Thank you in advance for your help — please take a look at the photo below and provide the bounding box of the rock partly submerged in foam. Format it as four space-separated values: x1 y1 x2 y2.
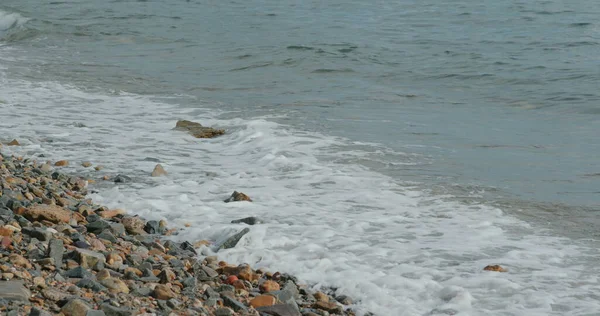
231 216 263 225
150 163 167 177
224 190 252 203
174 119 225 139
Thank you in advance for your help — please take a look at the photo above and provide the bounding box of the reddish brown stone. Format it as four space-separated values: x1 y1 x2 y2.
483 265 507 272
1 237 11 249
99 209 125 219
124 267 143 277
9 254 32 269
314 291 329 302
152 284 175 300
226 275 238 285
0 227 14 237
250 295 277 308
314 301 343 313
54 160 69 167
232 280 247 290
23 205 72 224
224 191 252 203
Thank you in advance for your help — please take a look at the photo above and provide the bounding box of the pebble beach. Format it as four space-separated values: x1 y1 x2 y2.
0 127 360 316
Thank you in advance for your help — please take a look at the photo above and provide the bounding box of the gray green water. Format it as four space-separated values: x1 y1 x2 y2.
2 0 600 235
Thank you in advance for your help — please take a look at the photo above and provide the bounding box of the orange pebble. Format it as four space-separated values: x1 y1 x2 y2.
226 275 238 285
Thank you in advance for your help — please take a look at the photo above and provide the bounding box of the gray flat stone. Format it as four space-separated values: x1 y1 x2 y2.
100 303 134 316
97 231 117 243
214 307 233 316
201 265 219 278
222 295 248 312
22 227 52 241
86 220 111 234
109 223 126 236
256 303 302 316
29 307 53 316
76 278 107 292
0 280 31 301
65 267 93 279
270 288 299 311
204 286 220 299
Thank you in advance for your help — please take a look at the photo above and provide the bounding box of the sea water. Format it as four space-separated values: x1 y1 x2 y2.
1 1 600 315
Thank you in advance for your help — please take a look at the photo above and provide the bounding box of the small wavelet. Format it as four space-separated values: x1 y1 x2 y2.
287 45 314 50
311 68 355 74
0 10 30 31
431 73 495 80
569 22 592 27
533 10 575 15
229 62 273 72
560 41 599 47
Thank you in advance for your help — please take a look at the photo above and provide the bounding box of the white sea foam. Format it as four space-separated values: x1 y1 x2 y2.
0 10 29 31
1 76 599 316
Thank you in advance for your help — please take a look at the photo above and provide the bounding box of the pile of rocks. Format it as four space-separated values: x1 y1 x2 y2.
0 152 360 316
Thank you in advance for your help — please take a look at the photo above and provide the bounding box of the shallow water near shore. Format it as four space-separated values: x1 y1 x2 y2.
1 0 600 315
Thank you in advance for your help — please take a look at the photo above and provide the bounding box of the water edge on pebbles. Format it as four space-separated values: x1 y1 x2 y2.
0 152 360 316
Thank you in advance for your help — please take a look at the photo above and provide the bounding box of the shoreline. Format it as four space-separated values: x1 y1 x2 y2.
0 147 362 316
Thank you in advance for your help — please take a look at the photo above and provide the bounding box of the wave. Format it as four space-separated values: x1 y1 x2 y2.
0 10 29 31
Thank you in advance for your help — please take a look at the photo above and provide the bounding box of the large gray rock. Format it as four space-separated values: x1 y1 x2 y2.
74 248 106 269
222 295 248 312
61 299 91 316
283 280 300 299
0 281 31 301
48 238 64 266
218 228 250 250
270 288 299 311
